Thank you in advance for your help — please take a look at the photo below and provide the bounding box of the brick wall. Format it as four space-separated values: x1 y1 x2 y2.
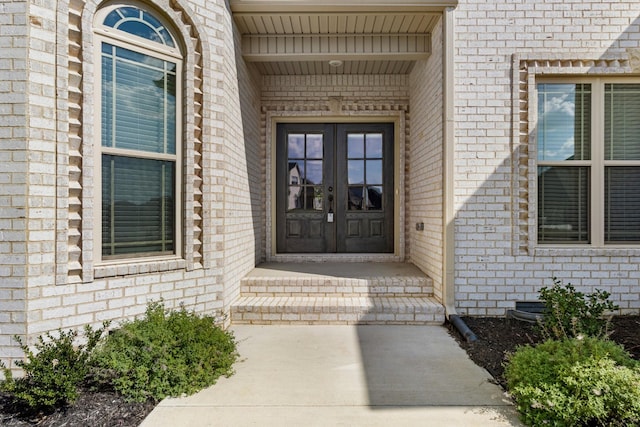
409 18 445 302
0 0 29 368
220 4 263 315
452 0 640 315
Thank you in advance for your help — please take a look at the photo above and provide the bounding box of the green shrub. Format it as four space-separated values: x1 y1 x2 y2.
90 301 237 402
505 337 640 427
1 324 107 409
538 277 618 339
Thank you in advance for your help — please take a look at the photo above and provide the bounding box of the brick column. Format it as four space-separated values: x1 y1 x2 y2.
0 0 29 372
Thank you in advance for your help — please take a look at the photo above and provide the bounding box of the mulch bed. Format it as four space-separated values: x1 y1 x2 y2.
446 315 640 389
0 386 156 427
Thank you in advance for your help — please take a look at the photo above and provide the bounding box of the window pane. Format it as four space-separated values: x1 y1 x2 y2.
103 7 176 47
348 134 365 158
306 134 323 159
101 44 176 155
288 161 302 185
348 160 364 184
605 84 640 160
538 166 590 243
366 134 383 158
102 155 174 256
605 167 640 242
348 186 364 210
288 134 305 158
287 184 303 210
305 160 323 185
537 83 591 161
366 160 383 184
311 186 323 210
367 186 383 210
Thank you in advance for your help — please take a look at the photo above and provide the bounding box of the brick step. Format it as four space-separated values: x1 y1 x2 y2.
240 276 434 298
231 296 445 325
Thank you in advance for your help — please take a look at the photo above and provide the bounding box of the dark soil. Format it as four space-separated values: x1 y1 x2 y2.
2 316 639 426
0 386 156 427
447 315 640 389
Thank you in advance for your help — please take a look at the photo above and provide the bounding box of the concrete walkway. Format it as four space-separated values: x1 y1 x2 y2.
140 325 522 426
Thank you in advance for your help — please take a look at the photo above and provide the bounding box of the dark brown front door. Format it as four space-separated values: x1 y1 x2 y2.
276 123 394 253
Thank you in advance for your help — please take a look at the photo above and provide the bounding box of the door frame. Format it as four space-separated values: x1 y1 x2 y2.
266 112 406 262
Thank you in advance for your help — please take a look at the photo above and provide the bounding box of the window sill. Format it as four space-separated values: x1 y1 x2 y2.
533 246 640 257
94 256 186 279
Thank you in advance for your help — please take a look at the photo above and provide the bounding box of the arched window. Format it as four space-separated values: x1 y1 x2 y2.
94 2 182 260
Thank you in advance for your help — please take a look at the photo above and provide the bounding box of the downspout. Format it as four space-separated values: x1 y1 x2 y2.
442 6 476 342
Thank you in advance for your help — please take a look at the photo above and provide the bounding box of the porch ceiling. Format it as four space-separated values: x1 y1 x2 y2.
230 0 457 75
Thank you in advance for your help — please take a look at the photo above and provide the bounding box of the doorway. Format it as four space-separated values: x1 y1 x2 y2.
276 123 394 253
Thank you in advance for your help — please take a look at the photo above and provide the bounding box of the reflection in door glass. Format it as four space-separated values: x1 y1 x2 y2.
348 160 364 185
287 133 323 211
366 160 383 184
366 134 383 158
367 186 383 210
307 134 323 158
348 186 364 210
312 186 323 210
306 160 323 185
347 134 365 157
287 161 303 210
288 134 305 158
346 132 384 211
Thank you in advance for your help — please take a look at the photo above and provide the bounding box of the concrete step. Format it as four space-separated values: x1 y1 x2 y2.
231 296 444 325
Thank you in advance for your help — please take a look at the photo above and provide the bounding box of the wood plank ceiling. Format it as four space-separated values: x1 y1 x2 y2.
230 1 455 75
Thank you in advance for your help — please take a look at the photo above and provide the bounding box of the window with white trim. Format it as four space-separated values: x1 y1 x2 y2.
95 3 183 260
537 79 640 245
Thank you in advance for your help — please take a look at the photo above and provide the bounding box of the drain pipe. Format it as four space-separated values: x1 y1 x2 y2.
442 6 477 343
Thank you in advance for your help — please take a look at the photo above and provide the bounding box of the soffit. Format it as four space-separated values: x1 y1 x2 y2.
230 0 456 75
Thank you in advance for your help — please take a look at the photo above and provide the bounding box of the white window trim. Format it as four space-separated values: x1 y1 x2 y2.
93 3 184 266
534 76 640 249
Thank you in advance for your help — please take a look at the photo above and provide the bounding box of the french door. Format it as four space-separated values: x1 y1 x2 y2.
276 123 394 253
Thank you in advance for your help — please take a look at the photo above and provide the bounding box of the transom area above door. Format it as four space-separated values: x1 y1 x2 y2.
229 0 457 75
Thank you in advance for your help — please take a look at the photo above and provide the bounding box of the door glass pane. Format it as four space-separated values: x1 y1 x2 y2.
537 166 590 243
306 134 323 158
287 183 303 210
287 161 303 211
366 134 383 158
366 160 383 184
605 84 640 160
347 134 365 158
367 186 383 210
288 134 305 158
312 186 323 210
287 133 323 210
537 83 591 161
348 160 365 184
288 161 303 185
605 167 640 242
305 160 323 185
348 186 364 210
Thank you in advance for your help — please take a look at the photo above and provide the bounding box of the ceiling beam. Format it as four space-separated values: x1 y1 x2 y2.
241 33 430 62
